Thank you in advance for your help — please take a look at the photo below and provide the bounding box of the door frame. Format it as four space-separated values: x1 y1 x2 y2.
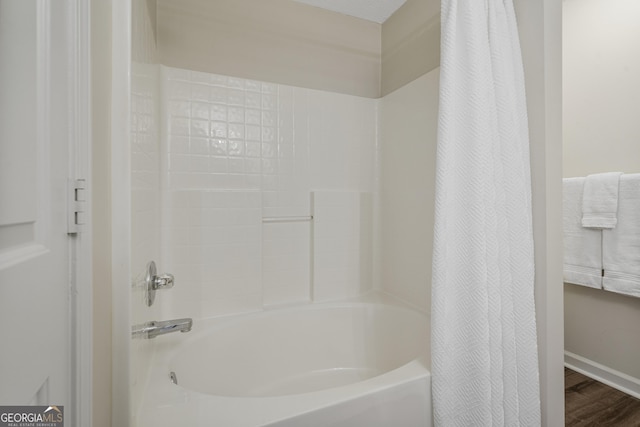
111 0 132 426
65 0 93 426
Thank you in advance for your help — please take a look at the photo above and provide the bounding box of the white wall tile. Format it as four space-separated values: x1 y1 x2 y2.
262 222 311 306
162 190 262 319
190 83 210 102
312 191 373 302
164 66 190 81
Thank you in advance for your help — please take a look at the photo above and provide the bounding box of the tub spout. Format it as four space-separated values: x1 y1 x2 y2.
132 318 193 339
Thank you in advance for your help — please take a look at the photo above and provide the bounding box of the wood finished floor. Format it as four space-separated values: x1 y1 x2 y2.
565 367 640 426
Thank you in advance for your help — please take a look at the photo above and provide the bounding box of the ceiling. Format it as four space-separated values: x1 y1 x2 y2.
290 0 408 24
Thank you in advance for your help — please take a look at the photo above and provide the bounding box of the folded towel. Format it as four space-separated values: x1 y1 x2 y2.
564 177 603 289
581 172 623 229
603 174 640 297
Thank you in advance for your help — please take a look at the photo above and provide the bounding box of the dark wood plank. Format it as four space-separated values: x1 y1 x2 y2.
565 367 640 426
599 395 640 426
566 368 588 389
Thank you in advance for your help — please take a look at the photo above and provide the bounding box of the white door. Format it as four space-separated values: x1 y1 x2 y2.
0 0 81 415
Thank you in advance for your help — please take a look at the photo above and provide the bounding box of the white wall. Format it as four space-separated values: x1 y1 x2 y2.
563 0 640 381
563 0 640 178
379 69 440 313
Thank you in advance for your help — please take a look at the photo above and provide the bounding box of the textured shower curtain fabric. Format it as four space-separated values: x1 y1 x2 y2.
431 0 541 426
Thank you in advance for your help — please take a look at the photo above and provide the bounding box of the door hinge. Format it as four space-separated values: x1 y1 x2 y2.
68 178 87 234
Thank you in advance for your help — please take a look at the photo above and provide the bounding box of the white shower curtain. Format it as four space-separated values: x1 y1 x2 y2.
431 0 541 425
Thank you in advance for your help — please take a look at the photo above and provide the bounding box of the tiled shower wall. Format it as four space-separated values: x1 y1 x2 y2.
159 66 377 320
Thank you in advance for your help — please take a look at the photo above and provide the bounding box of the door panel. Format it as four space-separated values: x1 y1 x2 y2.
0 0 70 408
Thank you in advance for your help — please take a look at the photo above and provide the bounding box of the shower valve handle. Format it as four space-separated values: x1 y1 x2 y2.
144 261 175 306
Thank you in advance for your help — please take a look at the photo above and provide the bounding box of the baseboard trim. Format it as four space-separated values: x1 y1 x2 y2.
565 351 640 400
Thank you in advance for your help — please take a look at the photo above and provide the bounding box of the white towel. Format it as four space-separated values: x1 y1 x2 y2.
563 178 603 289
581 172 623 229
603 174 640 297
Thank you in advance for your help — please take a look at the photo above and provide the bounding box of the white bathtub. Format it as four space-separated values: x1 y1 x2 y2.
137 296 432 427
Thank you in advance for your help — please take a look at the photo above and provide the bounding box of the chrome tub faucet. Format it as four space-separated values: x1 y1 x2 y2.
132 318 193 339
